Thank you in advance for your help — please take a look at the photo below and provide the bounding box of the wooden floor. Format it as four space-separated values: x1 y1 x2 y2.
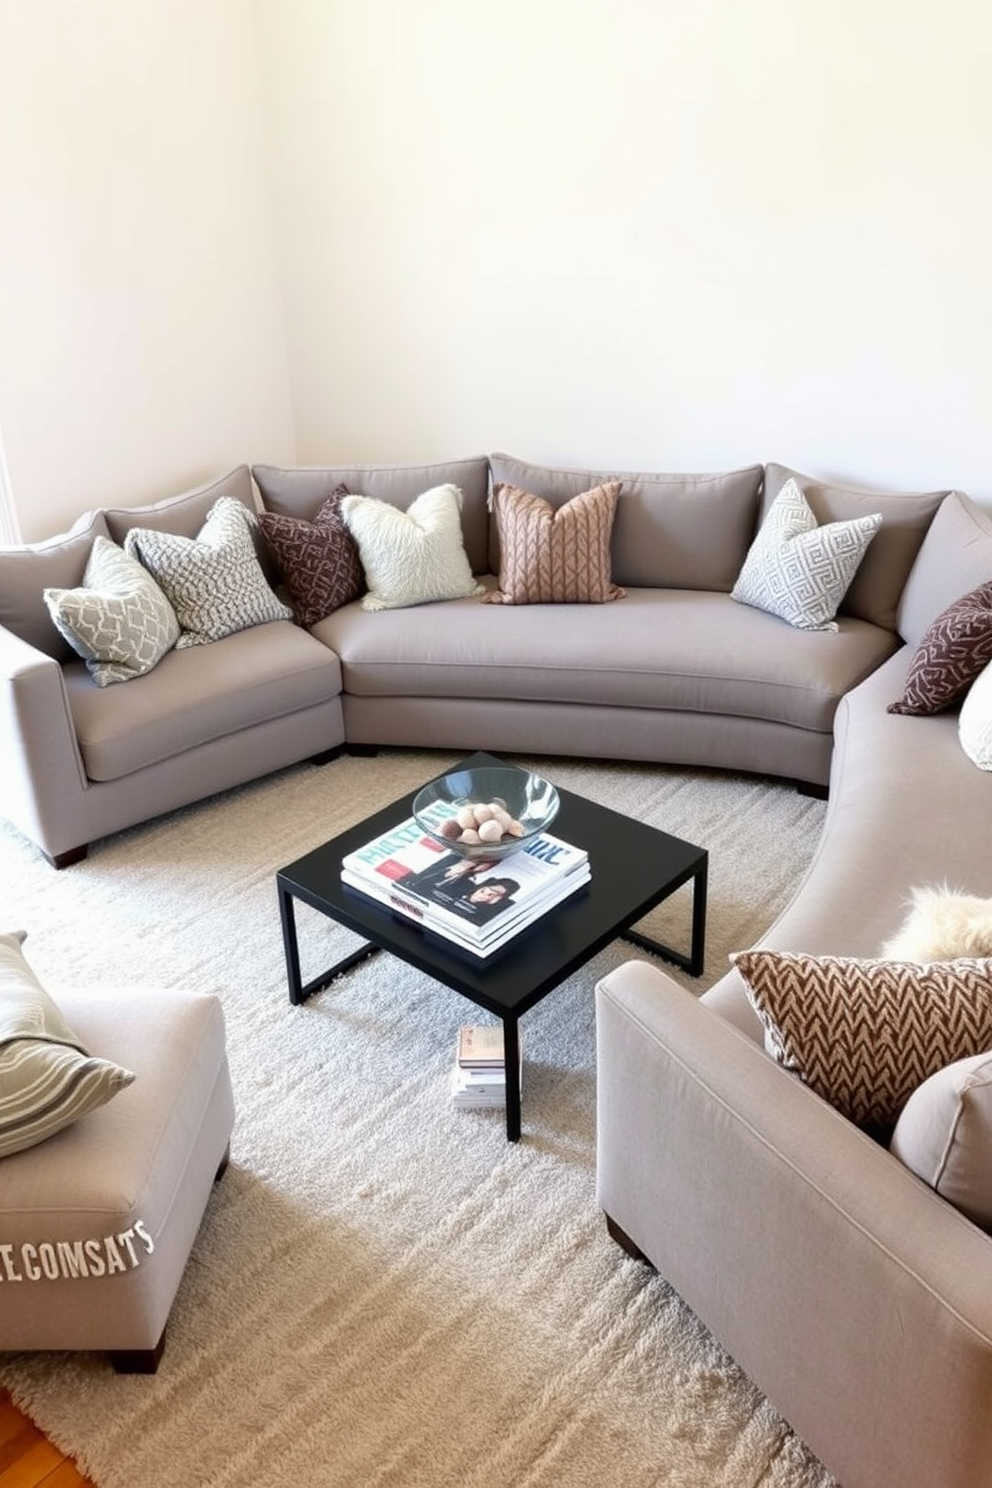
0 1391 93 1488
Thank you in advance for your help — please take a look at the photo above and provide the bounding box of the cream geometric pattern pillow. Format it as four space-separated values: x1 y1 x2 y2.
125 497 292 646
44 536 180 686
960 662 992 770
0 931 135 1159
732 948 992 1130
732 477 882 632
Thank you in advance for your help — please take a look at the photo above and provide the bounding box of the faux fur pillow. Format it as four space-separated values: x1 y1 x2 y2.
732 948 992 1130
340 484 484 612
880 885 992 962
258 486 364 627
484 481 626 605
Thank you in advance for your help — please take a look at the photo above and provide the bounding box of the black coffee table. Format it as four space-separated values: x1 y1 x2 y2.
277 752 707 1140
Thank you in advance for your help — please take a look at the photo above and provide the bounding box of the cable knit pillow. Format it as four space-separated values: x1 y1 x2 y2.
340 484 484 612
258 486 364 626
44 535 180 686
0 931 135 1159
890 1052 992 1229
125 496 292 646
731 477 881 631
484 481 626 605
731 948 992 1130
960 662 992 769
889 580 992 716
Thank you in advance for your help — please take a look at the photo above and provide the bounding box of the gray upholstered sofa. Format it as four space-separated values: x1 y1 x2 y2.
596 488 992 1488
0 451 948 866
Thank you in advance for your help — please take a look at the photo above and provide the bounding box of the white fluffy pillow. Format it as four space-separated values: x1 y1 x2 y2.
341 484 484 612
960 661 992 770
880 885 992 962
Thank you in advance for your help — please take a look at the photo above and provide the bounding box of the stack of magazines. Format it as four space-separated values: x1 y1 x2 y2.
340 804 590 957
450 1024 521 1109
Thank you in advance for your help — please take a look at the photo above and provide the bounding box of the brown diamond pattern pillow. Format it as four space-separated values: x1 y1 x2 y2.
257 486 364 627
483 481 626 605
732 948 992 1130
888 579 992 716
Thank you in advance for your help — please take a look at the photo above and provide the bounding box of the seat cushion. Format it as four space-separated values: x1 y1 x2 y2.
64 621 341 781
317 582 898 733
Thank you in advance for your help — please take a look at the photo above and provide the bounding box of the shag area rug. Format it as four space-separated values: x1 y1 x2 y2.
0 749 837 1487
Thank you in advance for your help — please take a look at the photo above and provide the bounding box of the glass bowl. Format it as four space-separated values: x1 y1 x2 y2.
412 766 560 862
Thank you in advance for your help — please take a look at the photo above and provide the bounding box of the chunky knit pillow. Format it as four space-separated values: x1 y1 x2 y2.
341 484 484 612
258 486 364 626
484 481 626 605
732 477 881 632
889 580 992 716
125 497 292 646
732 948 992 1130
44 535 180 686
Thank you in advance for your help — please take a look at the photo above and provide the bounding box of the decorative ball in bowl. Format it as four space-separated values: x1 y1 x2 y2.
413 766 560 862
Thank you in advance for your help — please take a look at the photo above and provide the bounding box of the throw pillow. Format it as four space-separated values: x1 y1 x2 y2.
880 885 992 962
731 948 992 1130
340 484 485 612
0 931 135 1160
257 485 364 627
483 481 626 605
43 535 180 686
124 496 292 646
731 477 882 632
888 579 992 716
890 1052 992 1230
960 661 992 770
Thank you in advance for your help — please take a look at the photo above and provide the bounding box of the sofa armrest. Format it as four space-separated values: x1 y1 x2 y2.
596 959 992 1488
0 624 91 861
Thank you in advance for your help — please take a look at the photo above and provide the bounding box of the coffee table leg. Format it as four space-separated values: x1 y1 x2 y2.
502 1016 522 1142
623 855 708 977
279 882 379 1005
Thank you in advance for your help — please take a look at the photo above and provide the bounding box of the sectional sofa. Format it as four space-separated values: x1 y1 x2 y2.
0 452 946 867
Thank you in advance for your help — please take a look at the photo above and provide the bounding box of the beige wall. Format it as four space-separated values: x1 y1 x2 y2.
0 0 295 540
258 0 992 503
1 0 990 542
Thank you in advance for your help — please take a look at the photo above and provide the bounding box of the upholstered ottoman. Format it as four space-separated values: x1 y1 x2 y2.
0 981 235 1372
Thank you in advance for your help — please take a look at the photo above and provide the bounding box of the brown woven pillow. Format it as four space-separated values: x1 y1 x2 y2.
732 948 992 1130
257 486 364 627
888 579 992 716
484 481 626 605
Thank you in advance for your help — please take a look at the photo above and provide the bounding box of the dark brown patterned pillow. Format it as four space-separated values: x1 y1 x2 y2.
483 481 626 605
888 579 992 716
732 949 992 1130
257 486 364 626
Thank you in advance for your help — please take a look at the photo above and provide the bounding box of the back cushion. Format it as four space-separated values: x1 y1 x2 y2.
252 457 491 576
762 463 945 632
102 465 257 543
487 454 763 591
897 491 992 651
0 509 111 661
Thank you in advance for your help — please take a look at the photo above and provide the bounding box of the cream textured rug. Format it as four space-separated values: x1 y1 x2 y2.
0 749 837 1488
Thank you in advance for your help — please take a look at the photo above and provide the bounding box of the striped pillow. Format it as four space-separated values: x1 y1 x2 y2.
0 932 135 1160
484 481 626 605
732 948 992 1131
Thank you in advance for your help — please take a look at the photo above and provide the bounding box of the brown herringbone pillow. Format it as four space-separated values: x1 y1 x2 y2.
484 481 626 605
732 949 992 1130
888 579 992 716
257 486 364 627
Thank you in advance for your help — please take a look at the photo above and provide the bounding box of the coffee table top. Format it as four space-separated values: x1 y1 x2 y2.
277 752 706 1020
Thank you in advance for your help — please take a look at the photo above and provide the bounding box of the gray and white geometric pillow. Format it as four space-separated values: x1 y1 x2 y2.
732 477 882 632
125 497 292 647
44 535 180 686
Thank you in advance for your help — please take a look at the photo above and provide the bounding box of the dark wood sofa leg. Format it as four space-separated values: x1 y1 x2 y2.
346 742 380 757
605 1213 656 1269
796 779 829 801
309 745 344 766
215 1142 231 1182
47 844 88 869
108 1327 166 1375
